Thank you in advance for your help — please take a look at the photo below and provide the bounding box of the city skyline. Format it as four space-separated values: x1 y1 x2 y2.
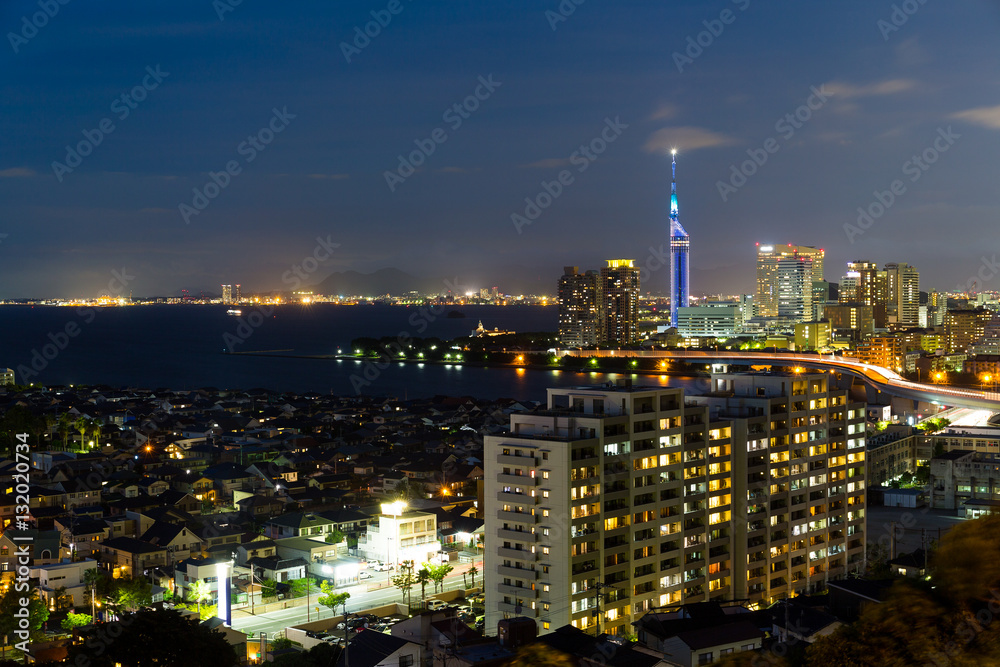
2 2 1000 299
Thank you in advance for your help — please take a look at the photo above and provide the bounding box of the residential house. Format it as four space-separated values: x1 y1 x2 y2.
100 536 168 578
33 558 99 609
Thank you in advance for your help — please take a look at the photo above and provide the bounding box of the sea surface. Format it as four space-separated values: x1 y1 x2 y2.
0 304 704 400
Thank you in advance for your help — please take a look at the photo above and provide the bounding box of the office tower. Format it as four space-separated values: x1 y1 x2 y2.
756 245 824 319
483 373 866 637
598 260 640 346
882 263 919 329
558 267 599 347
235 284 242 303
669 151 690 328
776 255 813 323
221 284 233 304
944 308 991 353
839 261 877 305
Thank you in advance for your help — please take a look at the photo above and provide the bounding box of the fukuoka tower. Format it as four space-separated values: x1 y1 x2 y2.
669 150 690 328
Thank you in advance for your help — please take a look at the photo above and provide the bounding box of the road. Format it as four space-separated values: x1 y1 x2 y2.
232 560 483 638
558 349 1000 410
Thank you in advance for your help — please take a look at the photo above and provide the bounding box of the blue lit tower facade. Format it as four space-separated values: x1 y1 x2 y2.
669 150 690 327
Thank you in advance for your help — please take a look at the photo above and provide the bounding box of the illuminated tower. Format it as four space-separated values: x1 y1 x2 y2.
669 150 690 328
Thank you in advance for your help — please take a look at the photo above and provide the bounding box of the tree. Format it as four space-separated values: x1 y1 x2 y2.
390 560 417 608
468 565 479 588
108 577 152 616
57 413 73 450
289 577 317 599
188 580 211 616
260 578 279 603
74 415 89 450
325 528 345 544
0 588 49 644
60 612 93 631
426 563 454 593
52 585 74 612
317 581 349 618
88 417 103 448
65 608 240 667
416 567 431 605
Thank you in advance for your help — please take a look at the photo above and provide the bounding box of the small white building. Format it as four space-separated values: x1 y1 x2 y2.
1 368 14 385
174 556 233 604
32 558 99 610
360 502 442 567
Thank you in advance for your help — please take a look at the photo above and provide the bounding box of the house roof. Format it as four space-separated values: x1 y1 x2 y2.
337 630 413 667
675 620 763 650
102 536 165 555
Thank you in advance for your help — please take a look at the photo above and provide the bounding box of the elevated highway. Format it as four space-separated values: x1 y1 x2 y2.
557 349 1000 411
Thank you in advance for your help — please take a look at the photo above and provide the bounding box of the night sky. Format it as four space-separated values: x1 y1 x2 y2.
2 0 1000 299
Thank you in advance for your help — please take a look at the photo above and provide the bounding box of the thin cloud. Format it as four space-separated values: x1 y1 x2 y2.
0 167 36 178
520 158 571 169
952 104 1000 129
822 78 915 99
643 126 738 153
649 103 679 121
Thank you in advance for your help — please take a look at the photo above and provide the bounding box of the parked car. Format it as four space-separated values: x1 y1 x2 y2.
359 571 373 579
426 600 449 611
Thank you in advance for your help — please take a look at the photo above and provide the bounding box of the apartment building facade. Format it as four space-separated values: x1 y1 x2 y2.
483 372 866 637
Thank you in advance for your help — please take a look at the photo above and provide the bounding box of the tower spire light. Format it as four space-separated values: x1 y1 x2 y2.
669 151 690 328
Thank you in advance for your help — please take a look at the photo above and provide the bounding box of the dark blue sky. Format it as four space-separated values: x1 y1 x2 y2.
2 0 1000 298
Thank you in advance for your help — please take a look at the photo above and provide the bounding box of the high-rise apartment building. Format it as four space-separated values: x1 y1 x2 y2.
756 245 824 320
221 284 233 304
598 260 640 346
558 267 599 347
882 263 919 329
944 308 991 354
235 284 242 303
483 373 866 637
669 151 690 328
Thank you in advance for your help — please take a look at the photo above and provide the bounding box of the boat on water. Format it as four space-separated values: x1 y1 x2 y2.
226 308 242 316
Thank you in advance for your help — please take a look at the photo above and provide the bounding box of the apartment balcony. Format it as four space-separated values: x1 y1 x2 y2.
497 565 538 580
496 473 539 486
497 583 538 598
497 510 536 524
497 602 537 616
497 453 537 467
497 547 537 562
497 529 537 542
496 491 539 505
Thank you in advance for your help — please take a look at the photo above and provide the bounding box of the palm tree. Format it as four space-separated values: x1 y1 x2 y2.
74 416 89 451
416 567 431 606
58 414 72 451
468 565 479 588
188 580 211 617
88 417 102 449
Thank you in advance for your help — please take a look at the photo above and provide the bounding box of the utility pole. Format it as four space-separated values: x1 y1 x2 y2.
593 583 617 636
250 563 255 614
